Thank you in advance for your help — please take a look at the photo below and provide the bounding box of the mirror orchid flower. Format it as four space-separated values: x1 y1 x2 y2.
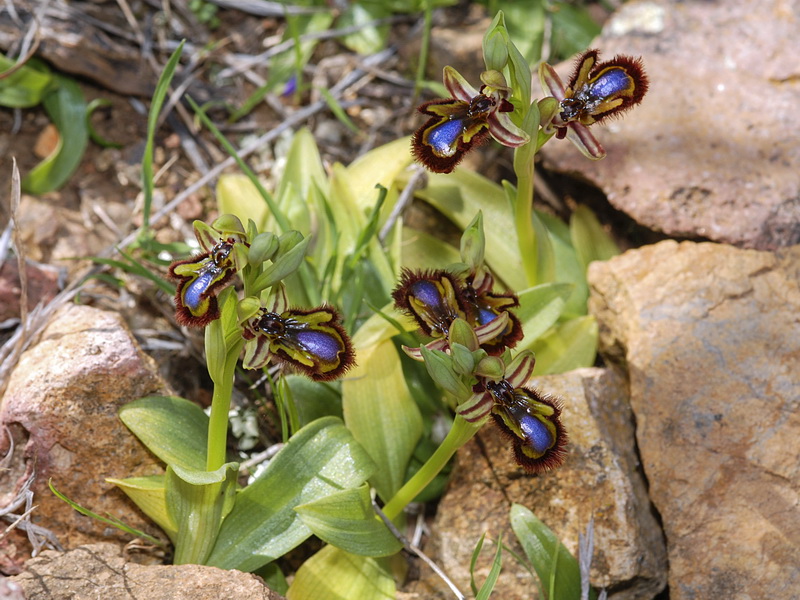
412 67 530 173
539 49 648 160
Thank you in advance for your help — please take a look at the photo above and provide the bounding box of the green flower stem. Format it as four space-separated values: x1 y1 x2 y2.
205 345 240 472
514 154 538 287
382 416 483 521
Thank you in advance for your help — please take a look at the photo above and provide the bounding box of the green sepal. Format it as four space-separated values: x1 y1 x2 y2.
295 484 403 557
107 475 177 541
166 461 239 565
252 235 310 290
482 13 509 72
448 317 479 351
193 220 221 251
475 355 505 380
450 343 476 376
248 231 279 266
212 214 247 237
420 345 471 399
460 211 486 270
237 296 262 324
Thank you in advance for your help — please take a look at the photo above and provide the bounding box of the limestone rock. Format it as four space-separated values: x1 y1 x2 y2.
11 543 285 599
588 240 800 599
0 304 170 552
408 367 666 599
540 0 800 249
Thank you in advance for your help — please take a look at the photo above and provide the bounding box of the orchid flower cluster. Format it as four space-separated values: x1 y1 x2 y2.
390 217 566 474
167 215 355 382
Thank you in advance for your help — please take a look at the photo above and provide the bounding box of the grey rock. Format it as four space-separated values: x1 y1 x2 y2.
588 240 800 599
11 543 285 599
540 0 800 249
0 304 170 553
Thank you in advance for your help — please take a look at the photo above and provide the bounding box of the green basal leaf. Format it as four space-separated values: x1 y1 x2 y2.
167 461 239 565
537 211 589 318
107 475 177 540
49 479 166 547
510 504 595 600
286 545 395 600
140 40 185 229
278 128 329 203
549 2 602 61
22 75 88 194
282 374 343 427
345 136 412 219
415 170 526 291
569 205 620 271
206 417 376 572
119 396 208 471
342 339 423 503
255 563 289 596
0 55 55 108
350 303 417 351
469 532 487 596
515 282 573 344
476 534 504 600
527 315 598 375
295 484 403 557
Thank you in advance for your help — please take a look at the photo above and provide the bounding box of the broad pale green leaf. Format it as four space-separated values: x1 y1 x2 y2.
415 170 526 291
569 204 620 271
345 136 412 215
342 339 423 502
286 545 395 600
400 227 461 271
510 504 596 600
350 304 417 350
339 2 390 55
295 484 403 557
0 55 55 108
538 211 589 318
167 462 239 565
515 282 572 345
107 475 176 540
206 417 376 572
22 75 88 194
217 174 270 231
119 396 208 471
278 128 328 200
527 316 598 375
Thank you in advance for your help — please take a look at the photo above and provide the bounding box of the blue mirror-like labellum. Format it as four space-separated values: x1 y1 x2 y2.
411 98 492 174
392 269 468 338
426 118 467 157
243 307 355 381
463 274 522 355
487 382 567 473
586 67 633 100
168 238 237 327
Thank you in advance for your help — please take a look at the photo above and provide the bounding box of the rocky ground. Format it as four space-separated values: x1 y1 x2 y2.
1 0 799 599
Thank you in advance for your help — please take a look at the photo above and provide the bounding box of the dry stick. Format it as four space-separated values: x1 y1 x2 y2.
379 165 426 243
373 501 466 600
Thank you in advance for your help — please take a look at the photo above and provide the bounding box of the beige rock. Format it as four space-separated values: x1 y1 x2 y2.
408 367 666 599
0 304 170 552
11 543 285 599
540 0 800 249
588 240 800 599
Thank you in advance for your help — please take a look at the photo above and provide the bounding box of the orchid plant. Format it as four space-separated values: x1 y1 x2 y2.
63 8 650 600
